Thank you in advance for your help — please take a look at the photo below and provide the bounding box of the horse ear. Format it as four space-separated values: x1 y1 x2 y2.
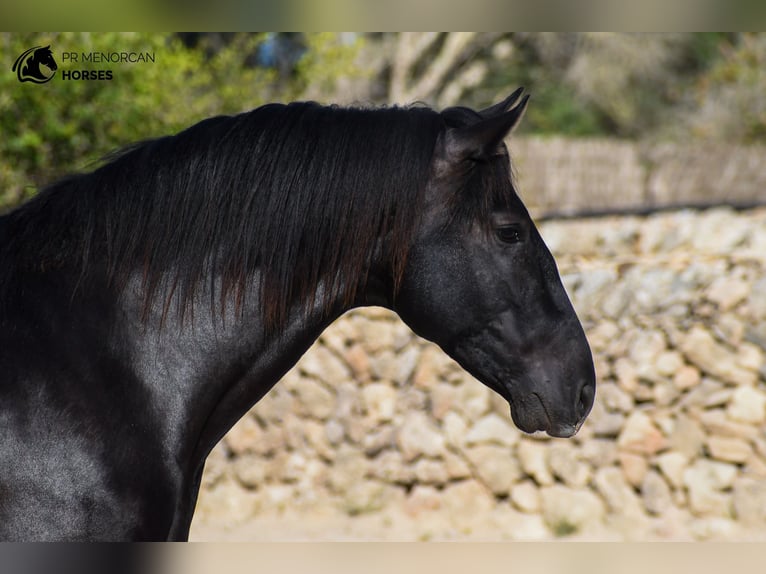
477 87 524 119
444 93 529 163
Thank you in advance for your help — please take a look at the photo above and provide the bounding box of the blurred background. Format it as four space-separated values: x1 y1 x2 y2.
2 32 766 541
3 32 766 212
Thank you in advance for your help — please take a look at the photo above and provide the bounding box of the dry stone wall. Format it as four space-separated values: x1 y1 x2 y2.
192 206 766 541
509 137 766 215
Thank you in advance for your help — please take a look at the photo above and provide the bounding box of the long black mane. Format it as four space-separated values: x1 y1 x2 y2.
4 101 517 329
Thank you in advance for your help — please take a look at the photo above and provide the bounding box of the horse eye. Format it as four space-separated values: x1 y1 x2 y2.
496 224 523 244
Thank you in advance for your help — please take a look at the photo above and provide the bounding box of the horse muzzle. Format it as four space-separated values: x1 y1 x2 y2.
507 375 595 438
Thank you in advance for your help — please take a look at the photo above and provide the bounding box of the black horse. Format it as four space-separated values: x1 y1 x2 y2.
0 89 595 541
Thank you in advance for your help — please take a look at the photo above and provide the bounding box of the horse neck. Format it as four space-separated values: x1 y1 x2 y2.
125 273 365 476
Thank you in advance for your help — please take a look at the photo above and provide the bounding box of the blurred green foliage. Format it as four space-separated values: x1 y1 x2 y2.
683 33 766 143
0 32 362 211
476 33 737 139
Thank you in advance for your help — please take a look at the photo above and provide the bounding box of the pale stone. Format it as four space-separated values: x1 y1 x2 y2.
279 368 303 393
368 450 415 485
413 458 449 485
491 505 551 540
333 381 362 421
443 450 472 480
680 325 757 386
587 320 621 352
748 277 766 318
324 419 345 445
397 411 446 461
404 485 442 516
411 344 454 389
430 383 457 420
743 455 766 479
511 480 541 513
256 385 296 423
343 481 397 516
655 451 689 490
327 446 368 493
727 385 766 424
653 411 676 437
299 344 351 384
706 436 753 464
540 485 606 535
201 441 230 489
655 351 684 377
738 342 764 372
617 411 667 455
442 411 469 450
225 415 263 456
618 452 649 488
347 416 376 446
361 424 396 457
614 357 639 392
464 444 522 496
517 440 554 486
349 315 397 353
195 476 261 525
344 344 371 381
696 409 758 440
706 275 751 311
319 327 348 357
601 282 632 319
593 354 612 382
716 315 746 349
683 460 737 516
628 329 668 381
668 414 705 459
294 378 335 420
702 389 734 408
594 467 645 517
391 320 414 351
580 439 618 468
393 346 421 385
653 381 680 407
673 365 701 390
303 419 335 461
642 470 673 515
368 350 401 382
442 480 495 519
395 387 427 412
547 442 591 487
279 452 308 483
598 382 634 413
690 208 750 254
570 267 618 311
328 313 359 344
454 378 491 421
587 400 625 438
732 477 766 526
281 413 307 451
464 413 520 447
489 388 512 418
633 382 655 403
361 382 397 423
689 517 742 541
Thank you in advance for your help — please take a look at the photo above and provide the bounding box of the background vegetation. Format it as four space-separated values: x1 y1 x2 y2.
1 32 765 212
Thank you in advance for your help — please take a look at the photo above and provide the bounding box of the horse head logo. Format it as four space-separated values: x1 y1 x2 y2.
12 45 58 84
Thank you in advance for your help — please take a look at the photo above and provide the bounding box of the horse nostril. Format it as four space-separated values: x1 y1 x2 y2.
577 380 595 418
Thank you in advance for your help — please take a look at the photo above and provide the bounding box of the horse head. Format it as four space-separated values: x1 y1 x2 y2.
394 89 595 438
